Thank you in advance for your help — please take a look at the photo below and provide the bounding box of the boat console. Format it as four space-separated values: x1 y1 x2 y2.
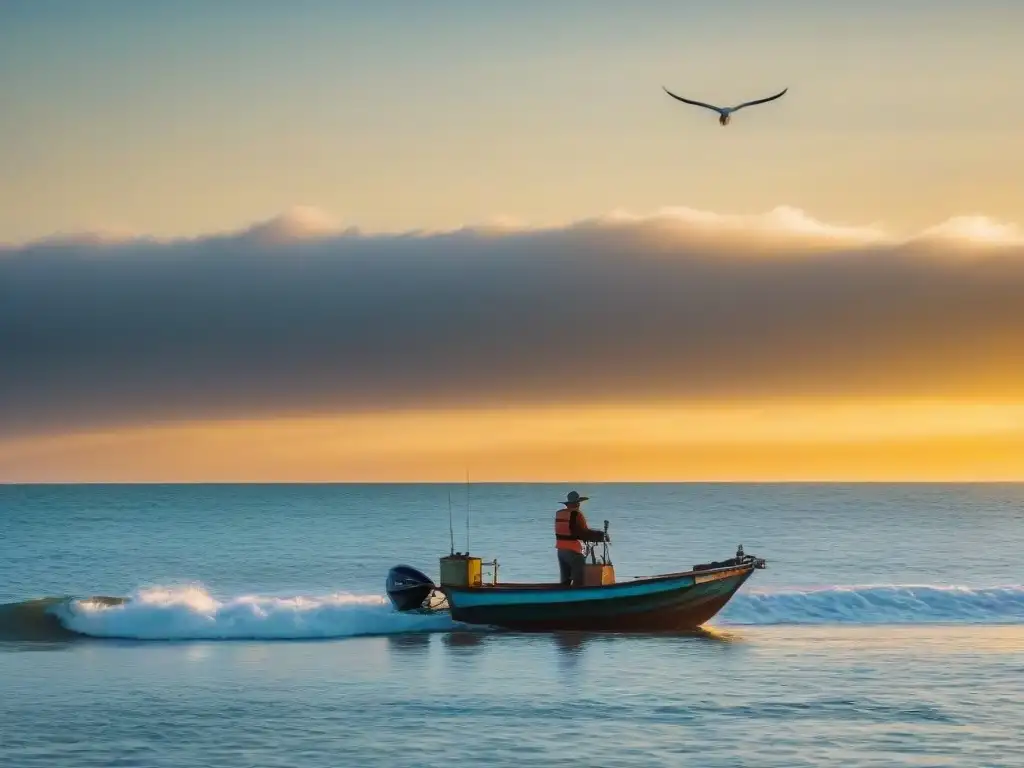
581 520 615 586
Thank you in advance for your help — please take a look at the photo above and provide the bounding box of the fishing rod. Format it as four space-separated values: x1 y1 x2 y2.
448 490 455 556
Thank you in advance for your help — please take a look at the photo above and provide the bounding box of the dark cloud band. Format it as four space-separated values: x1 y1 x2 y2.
3 210 1024 436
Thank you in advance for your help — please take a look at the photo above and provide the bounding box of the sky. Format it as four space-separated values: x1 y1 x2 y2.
2 1 1024 481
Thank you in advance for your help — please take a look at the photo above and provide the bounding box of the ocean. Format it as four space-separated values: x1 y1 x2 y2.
2 483 1022 767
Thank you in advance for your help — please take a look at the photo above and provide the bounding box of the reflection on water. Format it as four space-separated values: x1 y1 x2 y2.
381 625 745 664
550 626 741 651
551 632 588 673
442 631 486 651
0 623 745 660
0 640 75 654
689 625 742 644
387 632 432 653
552 631 588 655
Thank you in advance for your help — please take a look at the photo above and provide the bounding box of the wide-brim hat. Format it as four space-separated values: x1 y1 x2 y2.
561 491 589 504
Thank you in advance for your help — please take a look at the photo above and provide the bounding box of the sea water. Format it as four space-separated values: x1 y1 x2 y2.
1 483 1022 767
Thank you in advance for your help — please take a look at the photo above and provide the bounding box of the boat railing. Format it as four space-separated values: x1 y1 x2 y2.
480 558 499 586
631 548 767 580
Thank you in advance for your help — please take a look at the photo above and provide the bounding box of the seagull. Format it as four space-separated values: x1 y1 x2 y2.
662 86 788 126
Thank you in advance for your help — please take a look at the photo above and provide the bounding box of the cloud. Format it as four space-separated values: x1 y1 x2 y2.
914 216 1024 247
590 205 890 245
3 205 1024 438
236 206 352 244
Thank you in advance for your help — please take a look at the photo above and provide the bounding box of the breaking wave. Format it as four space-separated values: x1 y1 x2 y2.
1 587 457 642
57 586 459 640
2 584 1022 643
718 585 1024 626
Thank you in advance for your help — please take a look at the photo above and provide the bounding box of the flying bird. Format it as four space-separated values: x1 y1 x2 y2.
662 86 788 126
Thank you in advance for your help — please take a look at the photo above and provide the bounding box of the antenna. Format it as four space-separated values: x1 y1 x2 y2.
465 468 471 554
448 490 455 555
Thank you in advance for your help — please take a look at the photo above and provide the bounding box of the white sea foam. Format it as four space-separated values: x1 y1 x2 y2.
56 585 457 640
52 583 1024 640
718 584 1024 625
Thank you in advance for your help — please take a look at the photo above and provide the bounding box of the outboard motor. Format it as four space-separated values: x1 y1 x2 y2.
386 565 439 612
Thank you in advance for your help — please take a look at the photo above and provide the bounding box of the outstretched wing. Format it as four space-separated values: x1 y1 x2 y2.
662 87 724 114
732 88 788 112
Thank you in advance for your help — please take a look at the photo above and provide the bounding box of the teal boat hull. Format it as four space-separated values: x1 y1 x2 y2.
441 561 758 632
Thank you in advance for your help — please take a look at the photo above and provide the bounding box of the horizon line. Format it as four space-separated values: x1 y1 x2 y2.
5 480 1024 486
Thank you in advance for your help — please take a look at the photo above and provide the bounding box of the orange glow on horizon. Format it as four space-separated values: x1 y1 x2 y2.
3 399 1024 483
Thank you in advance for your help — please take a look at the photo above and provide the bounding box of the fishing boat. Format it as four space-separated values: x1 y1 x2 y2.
386 532 766 631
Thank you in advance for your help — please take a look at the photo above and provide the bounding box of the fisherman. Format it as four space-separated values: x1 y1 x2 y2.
555 491 609 587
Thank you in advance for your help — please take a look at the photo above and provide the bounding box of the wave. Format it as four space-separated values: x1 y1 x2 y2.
0 597 81 641
717 585 1024 626
1 584 1021 643
0 587 456 642
54 586 458 640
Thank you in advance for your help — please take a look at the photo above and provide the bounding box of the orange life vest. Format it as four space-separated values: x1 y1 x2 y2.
554 507 588 552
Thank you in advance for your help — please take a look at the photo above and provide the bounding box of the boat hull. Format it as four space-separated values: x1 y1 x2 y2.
443 565 753 632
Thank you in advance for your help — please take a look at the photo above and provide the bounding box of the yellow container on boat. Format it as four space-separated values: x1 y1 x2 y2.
439 554 482 587
583 563 615 586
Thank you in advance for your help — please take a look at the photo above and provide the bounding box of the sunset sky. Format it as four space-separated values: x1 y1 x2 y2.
2 2 1024 481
